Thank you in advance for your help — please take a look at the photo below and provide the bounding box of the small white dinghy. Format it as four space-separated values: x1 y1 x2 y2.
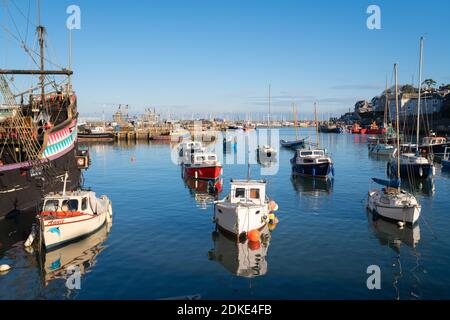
368 143 395 156
214 179 278 239
257 145 277 162
35 173 112 250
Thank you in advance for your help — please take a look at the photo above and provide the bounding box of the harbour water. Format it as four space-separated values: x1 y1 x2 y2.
1 128 450 300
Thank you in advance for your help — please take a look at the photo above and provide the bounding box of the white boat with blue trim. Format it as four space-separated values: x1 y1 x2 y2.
37 174 112 250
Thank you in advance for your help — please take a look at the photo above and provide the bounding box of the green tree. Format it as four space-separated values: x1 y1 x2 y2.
423 78 437 89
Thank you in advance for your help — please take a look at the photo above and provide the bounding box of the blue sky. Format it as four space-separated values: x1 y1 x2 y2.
1 0 449 119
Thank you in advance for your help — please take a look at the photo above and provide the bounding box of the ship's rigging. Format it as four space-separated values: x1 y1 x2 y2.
0 0 75 187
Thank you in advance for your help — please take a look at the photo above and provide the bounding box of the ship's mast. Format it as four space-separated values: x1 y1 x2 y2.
38 24 46 110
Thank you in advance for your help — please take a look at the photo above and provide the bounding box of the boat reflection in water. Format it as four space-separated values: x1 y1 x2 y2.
400 178 435 197
208 226 271 278
183 176 223 209
291 175 333 196
40 221 112 288
367 211 422 299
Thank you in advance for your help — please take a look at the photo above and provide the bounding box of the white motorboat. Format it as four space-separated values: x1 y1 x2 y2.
368 143 395 156
35 174 113 250
214 179 278 239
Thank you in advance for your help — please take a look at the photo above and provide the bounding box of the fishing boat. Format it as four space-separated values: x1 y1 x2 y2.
290 103 334 179
367 63 421 225
367 121 387 135
78 126 114 142
213 179 278 239
351 123 362 134
387 38 435 180
153 127 191 142
183 152 222 180
33 174 113 250
291 148 334 178
280 102 306 149
0 5 82 219
419 133 449 157
319 122 343 133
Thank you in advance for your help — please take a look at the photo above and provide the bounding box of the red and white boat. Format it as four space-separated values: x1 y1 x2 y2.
183 152 222 180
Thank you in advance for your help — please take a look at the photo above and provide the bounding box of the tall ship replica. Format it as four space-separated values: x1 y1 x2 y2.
0 4 83 219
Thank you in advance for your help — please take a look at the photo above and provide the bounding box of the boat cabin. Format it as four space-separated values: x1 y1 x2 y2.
297 149 325 158
422 136 447 146
190 152 218 165
179 141 203 154
229 179 266 205
42 191 94 214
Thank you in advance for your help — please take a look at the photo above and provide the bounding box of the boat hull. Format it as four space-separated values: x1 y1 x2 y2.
389 162 435 179
0 147 82 219
184 165 222 180
42 210 110 250
367 190 420 224
78 133 114 142
291 161 332 179
214 203 269 238
280 140 305 149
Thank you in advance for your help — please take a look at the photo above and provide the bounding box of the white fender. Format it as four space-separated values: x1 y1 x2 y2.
0 264 11 273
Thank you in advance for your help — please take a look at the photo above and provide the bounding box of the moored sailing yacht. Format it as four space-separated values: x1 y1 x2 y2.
280 102 307 149
367 63 421 225
387 37 435 180
0 6 82 219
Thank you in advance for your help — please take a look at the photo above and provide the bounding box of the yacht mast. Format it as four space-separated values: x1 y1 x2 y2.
394 63 400 184
416 37 424 152
314 102 319 147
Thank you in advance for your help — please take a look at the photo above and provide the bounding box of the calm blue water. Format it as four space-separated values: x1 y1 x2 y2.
1 128 450 300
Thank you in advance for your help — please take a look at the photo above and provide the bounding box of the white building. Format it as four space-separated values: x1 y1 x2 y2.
388 93 443 118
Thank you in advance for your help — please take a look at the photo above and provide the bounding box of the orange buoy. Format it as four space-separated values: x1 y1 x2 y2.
269 200 279 211
247 229 260 242
248 240 261 251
